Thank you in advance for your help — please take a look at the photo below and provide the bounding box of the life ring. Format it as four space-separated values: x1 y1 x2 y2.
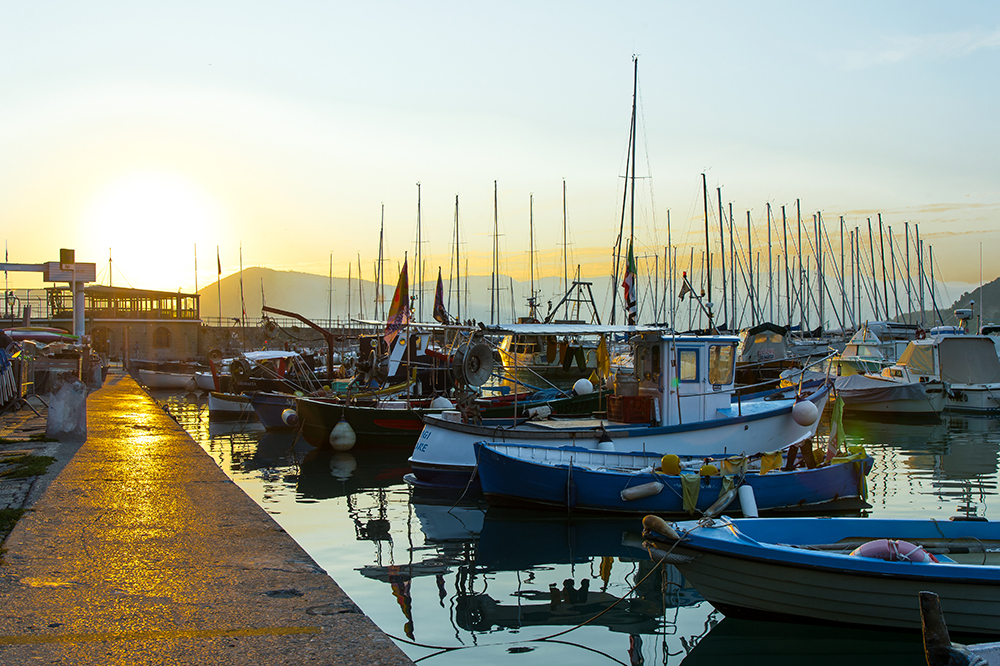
849 539 939 563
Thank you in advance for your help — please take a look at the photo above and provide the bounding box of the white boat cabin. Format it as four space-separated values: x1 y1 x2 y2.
633 333 738 426
883 335 1000 387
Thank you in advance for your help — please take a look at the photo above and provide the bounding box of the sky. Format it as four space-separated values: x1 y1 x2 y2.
2 1 999 320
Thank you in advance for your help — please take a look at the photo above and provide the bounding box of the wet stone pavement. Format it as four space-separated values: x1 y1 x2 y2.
0 372 414 665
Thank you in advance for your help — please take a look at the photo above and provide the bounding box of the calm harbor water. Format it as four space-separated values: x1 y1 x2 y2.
155 390 999 665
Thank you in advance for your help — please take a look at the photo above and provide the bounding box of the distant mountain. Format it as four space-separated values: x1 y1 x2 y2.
893 276 1000 329
197 266 611 325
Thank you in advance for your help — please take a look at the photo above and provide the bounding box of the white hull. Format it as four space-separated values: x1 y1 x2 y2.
138 370 197 391
943 384 1000 413
410 388 829 485
208 392 254 419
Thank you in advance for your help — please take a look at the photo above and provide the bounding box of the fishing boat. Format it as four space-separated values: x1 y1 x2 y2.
137 369 197 391
643 515 1000 635
207 391 254 420
475 439 872 514
881 334 1000 413
833 373 946 418
408 325 830 491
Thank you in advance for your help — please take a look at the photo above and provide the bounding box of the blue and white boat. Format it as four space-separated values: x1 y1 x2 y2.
408 326 831 490
644 515 1000 635
475 441 872 514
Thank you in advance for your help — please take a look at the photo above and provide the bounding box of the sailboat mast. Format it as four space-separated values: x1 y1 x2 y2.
416 182 422 322
562 179 568 319
879 214 889 318
767 203 773 322
782 206 789 326
529 192 536 318
491 180 498 325
717 187 726 328
378 205 385 320
702 173 711 313
453 195 461 322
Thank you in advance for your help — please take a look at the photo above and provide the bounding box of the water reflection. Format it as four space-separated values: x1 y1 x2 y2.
156 390 1000 665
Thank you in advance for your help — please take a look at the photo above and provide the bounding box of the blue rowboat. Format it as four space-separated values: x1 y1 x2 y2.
475 441 872 515
644 515 1000 635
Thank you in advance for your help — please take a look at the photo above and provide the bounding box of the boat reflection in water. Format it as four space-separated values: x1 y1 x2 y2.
359 497 705 650
681 616 926 666
158 388 1000 665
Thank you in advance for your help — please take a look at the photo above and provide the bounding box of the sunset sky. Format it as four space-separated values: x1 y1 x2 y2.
2 2 999 316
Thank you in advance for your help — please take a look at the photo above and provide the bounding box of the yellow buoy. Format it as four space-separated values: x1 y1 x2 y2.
700 463 719 476
660 454 681 475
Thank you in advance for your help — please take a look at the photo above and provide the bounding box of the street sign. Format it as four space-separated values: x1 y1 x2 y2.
43 261 97 282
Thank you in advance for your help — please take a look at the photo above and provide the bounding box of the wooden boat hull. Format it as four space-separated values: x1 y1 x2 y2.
207 391 254 420
138 369 197 391
295 397 446 448
477 443 872 515
249 391 297 430
652 517 1000 635
409 384 831 491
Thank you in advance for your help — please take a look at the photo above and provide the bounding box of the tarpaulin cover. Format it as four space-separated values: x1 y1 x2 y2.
834 374 929 404
897 342 936 376
938 337 1000 385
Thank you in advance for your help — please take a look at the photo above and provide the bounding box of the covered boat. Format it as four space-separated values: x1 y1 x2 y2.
644 515 1000 635
475 440 872 514
833 373 945 418
882 335 1000 413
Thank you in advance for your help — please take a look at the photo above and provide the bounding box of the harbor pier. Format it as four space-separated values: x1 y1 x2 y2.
0 372 414 665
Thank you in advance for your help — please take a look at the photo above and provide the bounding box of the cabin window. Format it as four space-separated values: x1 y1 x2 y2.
153 327 171 349
753 334 768 344
708 344 735 385
678 349 698 382
770 334 783 343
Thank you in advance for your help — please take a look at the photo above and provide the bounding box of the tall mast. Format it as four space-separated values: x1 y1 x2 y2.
889 226 900 319
867 218 878 321
729 202 736 328
453 195 461 322
702 173 711 314
491 180 498 325
717 187 726 328
916 224 925 323
747 210 754 325
839 216 846 329
797 200 803 331
878 214 889 318
817 212 824 332
782 206 789 326
905 222 912 322
328 252 333 325
529 192 536 318
767 203 773 322
562 179 568 319
416 182 422 322
378 204 385 320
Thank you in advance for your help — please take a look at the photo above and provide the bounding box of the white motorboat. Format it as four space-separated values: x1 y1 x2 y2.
881 334 1000 413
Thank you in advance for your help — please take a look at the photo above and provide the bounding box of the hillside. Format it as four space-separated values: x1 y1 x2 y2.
197 266 610 325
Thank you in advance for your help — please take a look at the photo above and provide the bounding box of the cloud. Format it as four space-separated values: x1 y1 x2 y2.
838 26 1000 70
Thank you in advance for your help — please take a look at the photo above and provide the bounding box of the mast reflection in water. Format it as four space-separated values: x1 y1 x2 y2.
159 390 998 665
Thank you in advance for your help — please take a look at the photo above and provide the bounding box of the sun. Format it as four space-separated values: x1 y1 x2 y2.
81 171 225 291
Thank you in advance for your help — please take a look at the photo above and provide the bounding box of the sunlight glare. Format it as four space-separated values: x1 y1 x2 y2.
82 171 226 290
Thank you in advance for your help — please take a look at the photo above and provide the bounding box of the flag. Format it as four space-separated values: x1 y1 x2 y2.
384 258 410 345
596 334 611 380
432 267 450 324
678 271 692 301
622 240 637 325
216 247 221 276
